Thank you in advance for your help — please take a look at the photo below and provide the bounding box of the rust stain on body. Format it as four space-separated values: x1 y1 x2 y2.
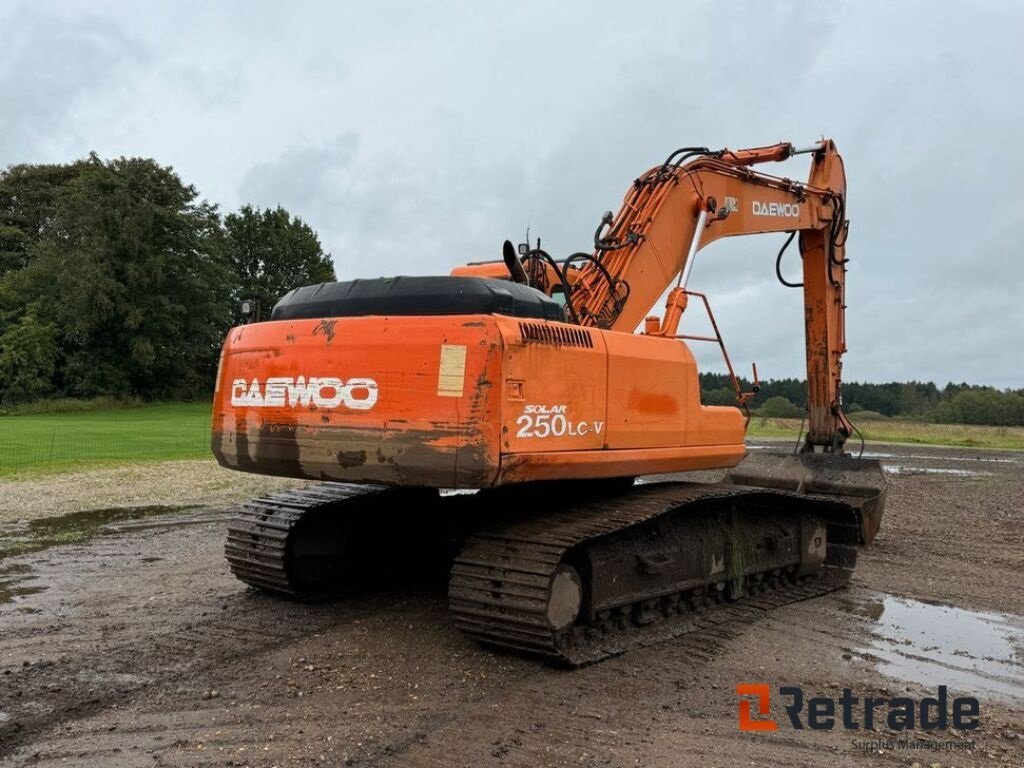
627 391 679 416
313 319 338 344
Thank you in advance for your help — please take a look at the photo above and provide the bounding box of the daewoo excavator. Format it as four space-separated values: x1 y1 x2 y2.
212 139 887 664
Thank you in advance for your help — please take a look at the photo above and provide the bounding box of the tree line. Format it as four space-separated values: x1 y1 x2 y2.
2 153 1018 427
0 154 334 405
700 374 1024 427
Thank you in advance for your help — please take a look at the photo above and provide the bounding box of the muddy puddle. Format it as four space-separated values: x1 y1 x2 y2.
0 563 44 606
881 465 993 478
841 592 1024 701
746 443 1015 481
862 450 1021 465
0 504 209 608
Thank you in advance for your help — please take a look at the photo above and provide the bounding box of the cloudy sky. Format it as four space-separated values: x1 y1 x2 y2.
2 1 1021 387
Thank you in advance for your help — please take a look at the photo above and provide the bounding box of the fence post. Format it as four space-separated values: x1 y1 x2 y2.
49 429 57 465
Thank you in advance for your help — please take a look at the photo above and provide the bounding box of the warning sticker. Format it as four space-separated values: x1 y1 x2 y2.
437 344 467 397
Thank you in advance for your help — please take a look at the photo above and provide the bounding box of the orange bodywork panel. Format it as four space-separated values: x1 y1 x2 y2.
212 315 746 488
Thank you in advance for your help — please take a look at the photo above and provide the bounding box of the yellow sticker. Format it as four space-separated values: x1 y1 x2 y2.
437 344 467 397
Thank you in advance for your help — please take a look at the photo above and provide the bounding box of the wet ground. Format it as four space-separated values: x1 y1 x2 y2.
840 594 1024 702
0 441 1022 767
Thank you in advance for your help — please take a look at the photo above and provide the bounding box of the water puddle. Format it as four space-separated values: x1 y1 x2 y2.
863 450 1019 465
0 563 45 605
881 466 992 478
841 593 1024 701
0 505 202 607
0 505 201 561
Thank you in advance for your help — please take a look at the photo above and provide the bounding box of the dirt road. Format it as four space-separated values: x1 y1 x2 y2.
1 442 1022 767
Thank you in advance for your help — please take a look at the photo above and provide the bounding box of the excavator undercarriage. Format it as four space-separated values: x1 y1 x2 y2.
225 457 885 665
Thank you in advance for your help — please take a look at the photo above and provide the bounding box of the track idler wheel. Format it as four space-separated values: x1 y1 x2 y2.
546 566 583 631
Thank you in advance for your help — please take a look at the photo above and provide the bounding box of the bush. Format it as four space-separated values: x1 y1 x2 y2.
0 396 144 416
755 396 803 419
702 386 738 406
933 390 1024 426
0 311 58 405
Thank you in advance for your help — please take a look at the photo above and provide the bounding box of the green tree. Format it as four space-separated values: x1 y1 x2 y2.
0 162 81 276
756 395 803 418
222 205 335 321
701 386 738 406
0 309 58 404
1 154 232 400
934 389 1024 426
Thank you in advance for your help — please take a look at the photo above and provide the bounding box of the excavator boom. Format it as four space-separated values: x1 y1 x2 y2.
570 140 851 449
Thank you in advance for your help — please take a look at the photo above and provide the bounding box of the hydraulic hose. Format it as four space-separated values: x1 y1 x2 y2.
775 231 802 288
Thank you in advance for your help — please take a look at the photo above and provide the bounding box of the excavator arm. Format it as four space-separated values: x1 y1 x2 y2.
567 140 852 451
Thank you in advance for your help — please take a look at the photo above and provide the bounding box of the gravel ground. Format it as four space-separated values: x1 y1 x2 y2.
0 444 1021 767
0 461 303 522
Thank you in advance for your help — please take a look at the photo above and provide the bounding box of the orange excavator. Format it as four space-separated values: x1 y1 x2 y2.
212 139 887 664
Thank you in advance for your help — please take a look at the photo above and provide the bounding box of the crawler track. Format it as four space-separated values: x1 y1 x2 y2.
448 482 860 665
226 480 862 665
226 483 432 597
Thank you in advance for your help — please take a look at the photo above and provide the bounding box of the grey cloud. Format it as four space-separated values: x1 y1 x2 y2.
241 133 534 276
0 7 146 162
176 66 249 110
240 133 361 218
1 0 1021 386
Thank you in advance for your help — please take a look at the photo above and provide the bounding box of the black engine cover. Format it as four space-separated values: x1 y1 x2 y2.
271 276 566 322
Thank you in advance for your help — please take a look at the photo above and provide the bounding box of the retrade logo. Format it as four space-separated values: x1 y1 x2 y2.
736 684 778 731
735 684 980 732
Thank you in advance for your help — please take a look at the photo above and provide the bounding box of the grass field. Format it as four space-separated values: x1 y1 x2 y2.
747 416 1024 450
0 402 212 476
2 404 1022 478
